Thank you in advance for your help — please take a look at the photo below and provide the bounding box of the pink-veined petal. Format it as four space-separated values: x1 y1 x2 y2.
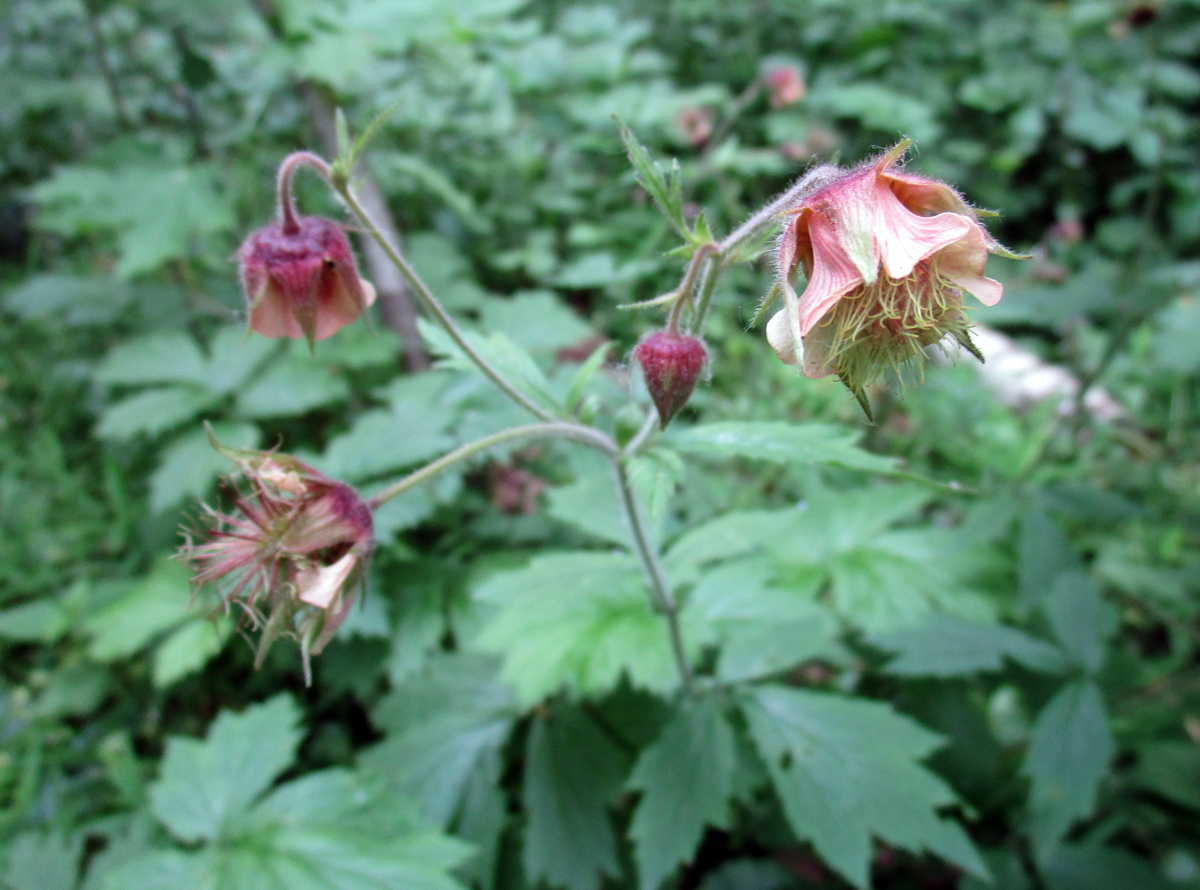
795 212 864 335
939 223 1004 306
873 183 972 280
250 282 305 339
880 169 973 217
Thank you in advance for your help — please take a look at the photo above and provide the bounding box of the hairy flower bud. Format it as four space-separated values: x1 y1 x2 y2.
634 331 708 427
239 215 376 348
765 141 1017 414
179 432 373 683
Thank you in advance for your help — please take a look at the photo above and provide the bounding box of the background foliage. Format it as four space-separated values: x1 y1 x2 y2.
3 0 1200 888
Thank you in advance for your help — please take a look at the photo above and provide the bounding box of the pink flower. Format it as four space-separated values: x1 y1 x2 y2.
767 66 806 108
765 142 1013 409
239 215 376 347
180 435 373 682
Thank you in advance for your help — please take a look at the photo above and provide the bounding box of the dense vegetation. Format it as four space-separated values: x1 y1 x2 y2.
3 1 1200 888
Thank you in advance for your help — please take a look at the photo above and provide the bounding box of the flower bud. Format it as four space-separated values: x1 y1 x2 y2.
238 215 376 348
767 66 806 108
634 331 708 427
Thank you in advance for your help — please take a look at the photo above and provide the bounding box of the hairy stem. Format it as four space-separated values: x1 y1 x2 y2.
368 423 618 509
666 241 719 333
334 180 560 423
276 151 329 235
613 459 695 695
720 164 837 258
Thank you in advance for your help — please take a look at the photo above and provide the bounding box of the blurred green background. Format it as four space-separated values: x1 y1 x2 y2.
3 0 1200 888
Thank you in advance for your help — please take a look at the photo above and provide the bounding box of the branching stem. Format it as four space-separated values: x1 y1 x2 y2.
368 423 618 509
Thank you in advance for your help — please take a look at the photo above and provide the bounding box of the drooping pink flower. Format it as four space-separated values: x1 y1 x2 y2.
179 433 373 682
765 141 1015 412
677 106 714 148
238 215 376 347
767 65 806 108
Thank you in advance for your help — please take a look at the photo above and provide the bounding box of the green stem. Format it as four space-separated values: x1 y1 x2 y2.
332 178 560 423
368 423 618 509
612 459 695 695
720 164 838 258
687 258 723 337
666 241 719 333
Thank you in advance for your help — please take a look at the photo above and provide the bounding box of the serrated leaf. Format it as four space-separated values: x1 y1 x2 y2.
96 850 216 890
472 552 696 704
872 615 1066 676
3 273 131 324
317 406 452 482
478 290 594 358
361 654 517 826
149 695 303 842
1018 506 1081 611
1023 681 1114 856
742 685 987 889
152 617 229 687
616 117 686 235
687 558 841 682
149 422 260 514
95 386 217 441
668 422 899 473
628 698 736 890
565 341 612 414
523 706 628 890
546 449 632 548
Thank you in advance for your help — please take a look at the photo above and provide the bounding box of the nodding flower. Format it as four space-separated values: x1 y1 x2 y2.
765 141 1017 416
238 215 376 348
179 431 373 683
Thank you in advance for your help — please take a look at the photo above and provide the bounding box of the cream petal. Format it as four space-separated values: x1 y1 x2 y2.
250 283 305 339
873 184 972 280
767 308 802 367
949 273 1003 306
297 552 358 609
796 212 864 336
800 323 837 379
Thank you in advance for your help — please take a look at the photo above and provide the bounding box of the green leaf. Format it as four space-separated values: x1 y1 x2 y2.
152 617 230 687
565 341 613 414
85 559 195 660
523 706 628 890
95 332 210 388
872 615 1066 677
95 387 217 441
1043 572 1116 675
477 290 594 358
687 558 842 682
742 685 987 889
97 850 216 890
1039 845 1179 890
149 695 303 843
236 357 350 418
3 273 131 324
615 116 686 236
420 320 561 413
1018 505 1080 611
149 423 260 514
628 698 737 890
625 448 684 527
2 832 83 890
317 406 453 482
1023 680 1114 856
473 552 695 705
202 327 278 395
546 449 633 548
668 422 899 474
362 654 517 826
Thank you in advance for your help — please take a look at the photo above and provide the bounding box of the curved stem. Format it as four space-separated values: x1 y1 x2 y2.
720 163 838 258
687 258 723 337
276 151 329 234
666 241 719 334
368 423 618 509
334 181 559 423
623 410 661 456
613 459 695 695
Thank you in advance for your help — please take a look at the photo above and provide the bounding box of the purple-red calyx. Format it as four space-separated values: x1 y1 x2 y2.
179 435 373 683
766 141 1017 412
634 331 708 427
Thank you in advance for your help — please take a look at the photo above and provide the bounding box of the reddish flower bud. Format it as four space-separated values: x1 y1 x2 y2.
634 331 708 427
238 215 376 347
767 65 806 108
179 433 374 683
677 106 714 148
